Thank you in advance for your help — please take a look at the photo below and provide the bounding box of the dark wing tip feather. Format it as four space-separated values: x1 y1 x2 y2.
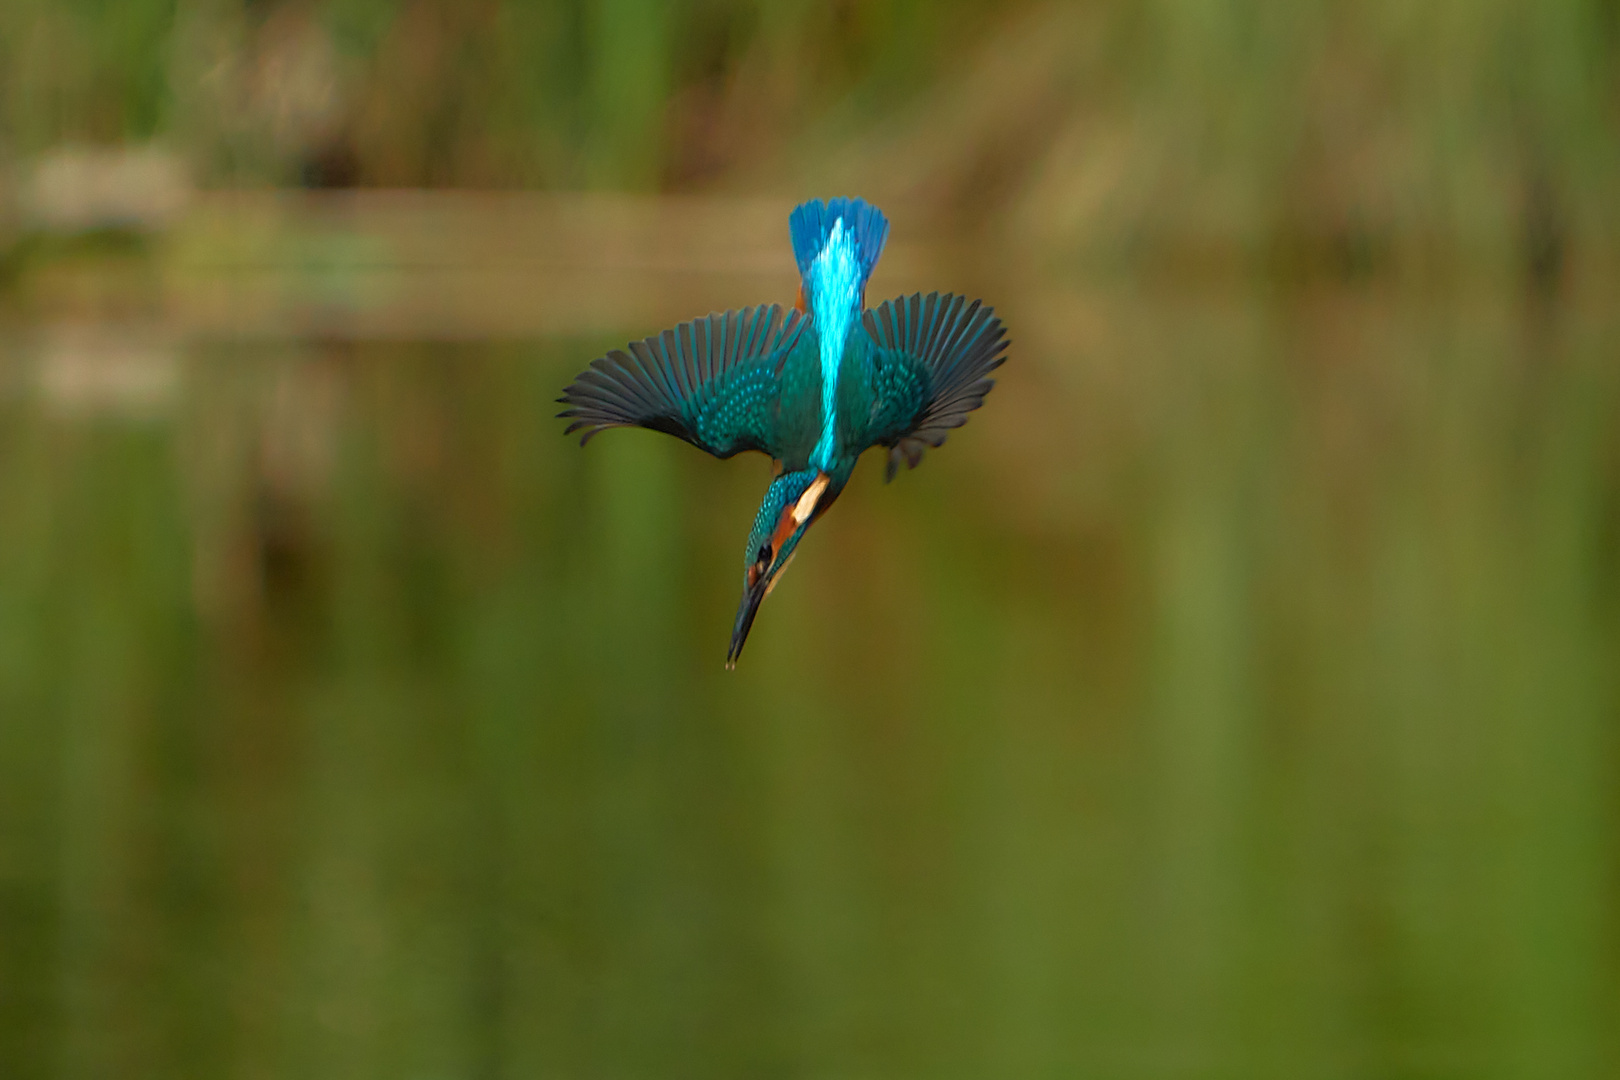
884 436 929 482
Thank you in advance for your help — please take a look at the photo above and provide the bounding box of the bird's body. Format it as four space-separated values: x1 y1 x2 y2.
559 198 1007 665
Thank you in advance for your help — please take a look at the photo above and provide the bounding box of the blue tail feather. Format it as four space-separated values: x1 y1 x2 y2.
789 198 889 285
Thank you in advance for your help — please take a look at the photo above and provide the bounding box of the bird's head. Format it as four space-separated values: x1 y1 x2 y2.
727 468 833 668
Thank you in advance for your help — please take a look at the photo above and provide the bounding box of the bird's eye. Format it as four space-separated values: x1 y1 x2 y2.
756 545 772 566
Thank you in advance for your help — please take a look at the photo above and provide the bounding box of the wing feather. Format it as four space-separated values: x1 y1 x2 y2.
861 292 1008 480
558 304 807 459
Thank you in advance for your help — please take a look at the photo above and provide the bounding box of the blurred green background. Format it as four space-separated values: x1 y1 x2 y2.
2 2 1619 1078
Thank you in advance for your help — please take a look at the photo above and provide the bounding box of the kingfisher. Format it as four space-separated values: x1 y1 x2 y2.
558 198 1007 666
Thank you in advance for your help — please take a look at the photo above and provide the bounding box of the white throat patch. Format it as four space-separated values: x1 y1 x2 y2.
792 473 830 526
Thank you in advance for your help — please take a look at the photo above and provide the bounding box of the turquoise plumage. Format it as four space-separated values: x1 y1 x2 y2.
559 198 1008 665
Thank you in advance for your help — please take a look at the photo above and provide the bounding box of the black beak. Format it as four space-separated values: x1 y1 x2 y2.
726 574 769 669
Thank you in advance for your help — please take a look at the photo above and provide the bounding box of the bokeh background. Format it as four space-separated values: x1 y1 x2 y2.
2 2 1619 1077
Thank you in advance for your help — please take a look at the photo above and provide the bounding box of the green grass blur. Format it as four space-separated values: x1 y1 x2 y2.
1 3 1619 1079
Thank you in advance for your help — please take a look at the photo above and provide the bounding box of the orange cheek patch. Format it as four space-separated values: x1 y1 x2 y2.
768 510 799 555
770 472 828 556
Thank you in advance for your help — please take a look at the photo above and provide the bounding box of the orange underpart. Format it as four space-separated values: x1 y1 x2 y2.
794 283 808 313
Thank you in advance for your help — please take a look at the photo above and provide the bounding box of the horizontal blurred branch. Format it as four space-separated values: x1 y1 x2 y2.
2 190 946 339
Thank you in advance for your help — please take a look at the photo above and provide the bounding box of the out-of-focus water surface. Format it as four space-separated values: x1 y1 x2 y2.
1 192 1616 1077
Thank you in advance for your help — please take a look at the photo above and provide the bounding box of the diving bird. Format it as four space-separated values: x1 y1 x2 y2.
558 198 1007 666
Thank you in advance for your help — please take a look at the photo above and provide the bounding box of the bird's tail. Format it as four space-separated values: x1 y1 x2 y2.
789 198 889 292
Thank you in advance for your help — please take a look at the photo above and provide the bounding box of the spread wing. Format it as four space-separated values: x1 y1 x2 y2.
558 305 807 459
860 293 1009 480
